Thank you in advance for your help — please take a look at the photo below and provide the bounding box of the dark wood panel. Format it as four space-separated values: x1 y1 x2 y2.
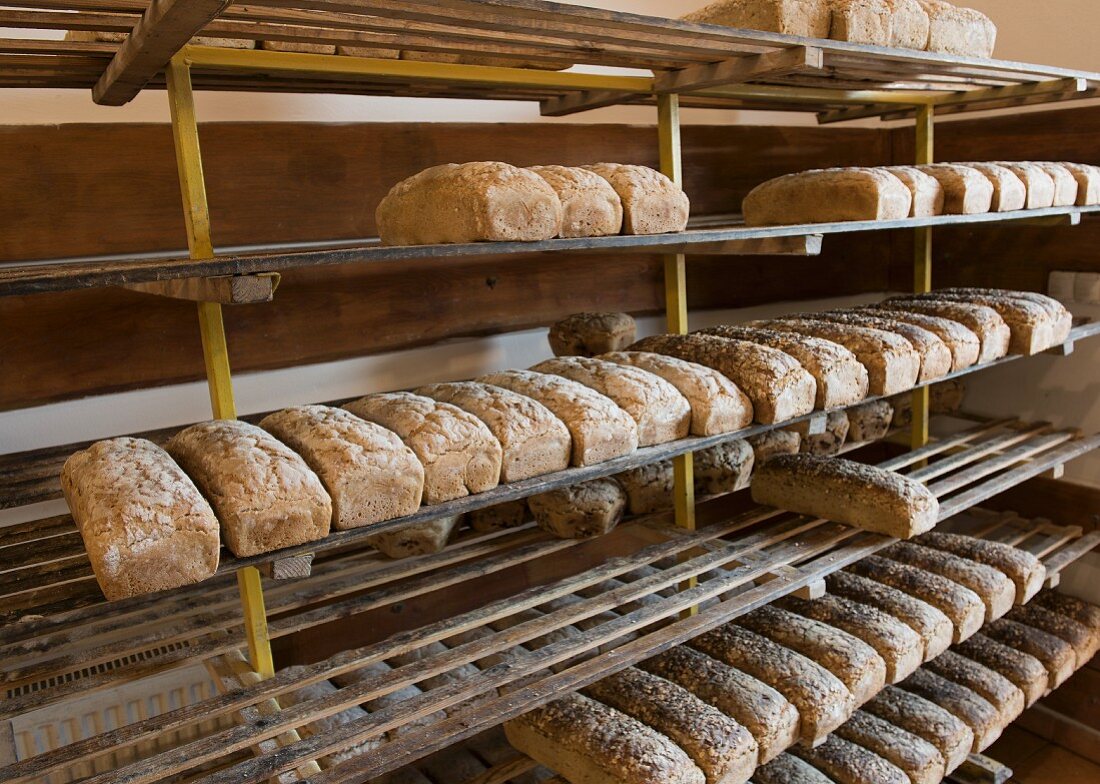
980 478 1100 532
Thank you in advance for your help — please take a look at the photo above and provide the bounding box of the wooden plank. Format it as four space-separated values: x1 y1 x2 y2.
122 273 279 304
947 754 1012 784
654 45 823 93
258 553 313 580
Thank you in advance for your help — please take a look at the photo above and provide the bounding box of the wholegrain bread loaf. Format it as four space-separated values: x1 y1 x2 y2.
856 307 980 371
829 0 892 45
899 669 1001 752
277 671 380 767
790 410 849 456
846 400 895 443
936 287 1072 344
603 351 754 435
583 164 690 235
737 605 888 704
1005 603 1100 669
1034 591 1100 635
504 693 706 784
962 163 1026 212
879 541 1016 621
367 515 462 558
416 381 571 482
479 370 638 466
530 357 691 446
954 633 1049 707
469 500 529 532
1059 162 1100 206
835 710 946 784
790 734 910 784
694 440 755 495
888 379 966 429
529 478 627 540
549 313 637 358
528 165 624 238
862 685 974 775
259 405 423 530
166 420 331 557
690 624 856 743
261 40 336 54
751 455 940 539
748 430 802 464
61 438 220 600
914 165 993 214
585 668 760 784
1033 162 1080 206
883 165 944 216
994 162 1056 208
743 168 912 226
640 646 800 764
809 311 952 383
345 392 502 504
753 754 835 784
698 325 869 409
629 334 817 424
984 618 1076 689
923 651 1025 726
616 461 674 515
894 293 1056 355
682 0 832 40
917 1 996 57
376 162 563 245
846 556 985 643
875 300 1010 363
914 531 1045 603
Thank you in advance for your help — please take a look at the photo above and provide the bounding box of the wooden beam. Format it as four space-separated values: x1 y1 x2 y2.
123 273 280 304
654 45 823 94
258 554 314 581
947 754 1012 784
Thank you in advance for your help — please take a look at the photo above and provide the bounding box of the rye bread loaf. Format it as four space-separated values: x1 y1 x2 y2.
755 318 921 396
345 392 502 504
922 651 1025 726
166 420 331 557
846 556 985 643
790 411 849 456
528 165 624 238
529 478 627 540
954 633 1049 707
882 165 944 216
914 531 1045 603
826 570 954 660
810 311 952 383
640 646 800 764
875 300 1010 363
894 293 1056 355
829 0 892 45
879 541 1016 621
376 162 563 245
367 515 462 558
583 164 690 235
936 287 1072 344
917 1 996 57
616 461 674 515
1033 162 1080 206
748 430 802 464
835 711 945 784
698 325 869 409
751 455 940 539
479 370 638 466
416 381 571 482
690 623 856 743
629 334 817 424
61 438 220 600
469 500 529 532
549 313 637 358
984 619 1076 689
531 356 691 446
846 400 895 443
1034 591 1100 635
1005 604 1100 669
790 735 910 784
862 685 974 775
737 605 888 704
994 162 1056 208
899 669 1001 752
778 594 924 683
259 405 423 530
857 307 981 371
695 440 755 495
743 168 912 226
584 668 760 784
504 693 706 784
753 754 835 784
914 165 993 214
962 163 1027 212
277 671 380 767
603 351 754 435
683 0 832 39
1059 162 1100 205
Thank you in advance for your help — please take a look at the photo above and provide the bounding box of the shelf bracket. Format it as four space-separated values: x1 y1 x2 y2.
912 104 934 454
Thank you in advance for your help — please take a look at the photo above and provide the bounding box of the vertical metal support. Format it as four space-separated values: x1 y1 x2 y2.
912 104 934 452
167 55 274 679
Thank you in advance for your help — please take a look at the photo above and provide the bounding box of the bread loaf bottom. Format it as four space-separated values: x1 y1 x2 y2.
862 685 974 775
834 710 946 784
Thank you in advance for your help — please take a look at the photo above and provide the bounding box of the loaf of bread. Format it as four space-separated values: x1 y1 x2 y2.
1059 162 1100 206
858 307 980 371
61 438 220 600
917 1 996 57
753 754 835 784
468 500 529 532
954 633 1049 707
529 478 627 539
1034 591 1100 635
1005 604 1100 669
583 164 690 235
737 605 888 704
504 694 706 784
846 556 985 643
694 440 756 495
984 619 1076 689
862 685 974 775
698 325 869 410
1033 162 1080 206
825 570 954 660
641 646 800 764
790 735 910 784
584 668 760 784
899 669 1001 752
923 651 1025 726
875 300 1010 363
748 430 801 464
879 541 1016 621
277 670 379 767
829 0 892 45
388 641 497 715
549 313 637 358
914 165 993 214
376 162 563 245
166 420 331 557
962 163 1026 212
616 461 674 515
331 661 446 739
603 351 754 435
937 287 1072 344
345 392 502 504
261 40 336 54
259 405 423 531
690 624 856 743
683 0 832 40
914 531 1045 603
479 370 638 466
809 311 952 383
778 594 924 683
883 165 945 216
630 334 817 424
902 292 1057 355
846 400 895 443
367 514 462 558
993 162 1056 208
528 165 624 238
835 710 946 784
756 318 921 397
789 410 849 456
752 455 940 539
743 168 912 226
531 357 691 446
416 381 571 483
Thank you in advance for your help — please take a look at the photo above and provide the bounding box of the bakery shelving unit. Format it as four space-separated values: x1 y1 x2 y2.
3 1 1100 782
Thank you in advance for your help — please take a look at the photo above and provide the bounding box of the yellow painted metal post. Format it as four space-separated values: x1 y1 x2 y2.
167 55 274 679
912 104 934 452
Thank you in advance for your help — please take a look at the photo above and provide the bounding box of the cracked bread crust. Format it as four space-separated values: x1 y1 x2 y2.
899 669 1002 752
344 392 503 505
166 420 331 557
835 711 945 784
61 437 220 600
259 405 423 531
742 167 912 226
880 541 1016 621
791 734 910 784
528 165 624 238
416 381 571 482
863 685 974 775
582 164 690 235
529 477 627 540
874 300 1010 363
811 311 952 382
829 0 892 45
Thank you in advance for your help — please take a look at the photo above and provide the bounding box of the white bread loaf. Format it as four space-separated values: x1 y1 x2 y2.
917 1 996 57
1059 162 1100 205
549 312 637 358
743 168 912 226
790 735 910 784
899 669 1002 752
846 399 895 443
963 163 1026 212
376 162 563 245
879 541 1016 621
809 311 952 383
875 300 1010 363
914 531 1046 603
695 440 755 495
885 0 931 49
829 0 892 45
994 162 1056 208
367 515 462 558
883 165 945 217
915 164 993 214
863 685 974 775
1033 162 1080 206
166 420 331 557
259 405 423 530
529 477 627 539
923 651 1025 727
954 633 1049 707
683 0 832 39
528 165 623 238
857 307 980 371
583 164 690 235
345 392 502 504
984 618 1076 689
61 438 220 600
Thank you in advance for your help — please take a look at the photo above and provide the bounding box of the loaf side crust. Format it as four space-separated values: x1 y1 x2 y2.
880 540 1016 621
899 668 1002 752
914 531 1045 603
835 710 946 784
954 633 1050 707
582 163 690 235
529 165 624 238
863 685 974 774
